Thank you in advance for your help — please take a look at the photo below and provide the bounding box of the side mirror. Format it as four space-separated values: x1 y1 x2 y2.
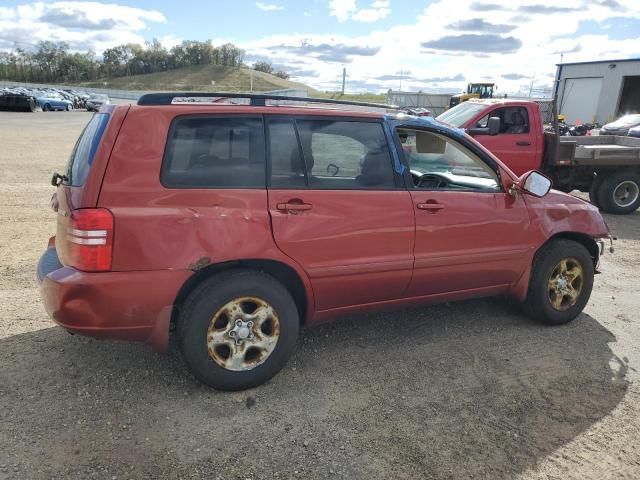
487 116 500 136
515 171 552 198
467 116 501 136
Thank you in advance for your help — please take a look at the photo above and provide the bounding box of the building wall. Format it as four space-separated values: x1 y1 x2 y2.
556 60 640 124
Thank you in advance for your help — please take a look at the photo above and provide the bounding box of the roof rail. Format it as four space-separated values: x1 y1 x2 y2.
136 92 400 110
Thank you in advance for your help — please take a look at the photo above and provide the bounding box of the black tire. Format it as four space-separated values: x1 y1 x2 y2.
523 239 594 325
66 104 72 111
177 269 299 391
43 103 51 112
588 175 606 208
598 172 640 215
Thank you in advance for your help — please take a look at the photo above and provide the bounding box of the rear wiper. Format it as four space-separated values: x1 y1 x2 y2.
51 172 68 186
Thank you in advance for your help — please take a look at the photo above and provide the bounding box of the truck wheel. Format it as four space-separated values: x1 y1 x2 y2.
177 270 299 391
598 172 640 214
523 239 594 325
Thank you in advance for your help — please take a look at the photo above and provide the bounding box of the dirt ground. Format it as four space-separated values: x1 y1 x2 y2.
0 110 639 480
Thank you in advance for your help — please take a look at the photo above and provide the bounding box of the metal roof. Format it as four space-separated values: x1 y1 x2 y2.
556 58 640 66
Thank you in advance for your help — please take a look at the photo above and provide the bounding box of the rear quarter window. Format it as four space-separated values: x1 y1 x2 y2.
67 113 110 186
161 116 265 188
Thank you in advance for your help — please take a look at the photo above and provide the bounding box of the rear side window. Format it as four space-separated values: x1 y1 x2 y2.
162 116 265 188
67 113 110 186
269 119 395 189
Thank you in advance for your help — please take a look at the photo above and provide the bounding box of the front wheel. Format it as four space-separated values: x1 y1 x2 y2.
523 239 594 325
66 104 72 111
43 103 51 112
598 172 640 215
177 270 299 391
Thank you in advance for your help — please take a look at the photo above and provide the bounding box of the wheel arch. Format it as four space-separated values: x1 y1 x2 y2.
510 231 599 303
538 232 599 267
170 259 311 332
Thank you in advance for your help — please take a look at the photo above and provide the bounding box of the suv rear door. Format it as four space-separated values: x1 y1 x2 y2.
266 116 415 312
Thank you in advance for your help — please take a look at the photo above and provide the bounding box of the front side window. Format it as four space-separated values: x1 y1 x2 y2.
162 116 265 188
397 128 500 192
295 120 395 189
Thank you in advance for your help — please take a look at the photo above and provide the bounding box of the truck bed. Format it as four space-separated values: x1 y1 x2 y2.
559 136 640 166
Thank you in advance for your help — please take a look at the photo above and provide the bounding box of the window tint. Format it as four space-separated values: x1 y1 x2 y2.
476 107 530 134
295 120 394 189
268 119 305 188
398 128 500 192
162 117 265 188
67 113 110 186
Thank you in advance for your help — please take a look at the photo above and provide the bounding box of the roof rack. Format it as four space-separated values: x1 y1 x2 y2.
136 92 400 110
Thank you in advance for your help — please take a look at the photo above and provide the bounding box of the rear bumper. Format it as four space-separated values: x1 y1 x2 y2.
37 246 191 352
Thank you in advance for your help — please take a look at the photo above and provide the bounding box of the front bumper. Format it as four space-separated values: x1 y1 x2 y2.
37 246 191 352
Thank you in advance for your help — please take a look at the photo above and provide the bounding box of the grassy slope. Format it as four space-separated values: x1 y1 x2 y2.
78 64 389 102
80 65 314 93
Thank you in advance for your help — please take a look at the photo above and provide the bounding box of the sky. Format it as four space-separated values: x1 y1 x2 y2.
1 0 639 94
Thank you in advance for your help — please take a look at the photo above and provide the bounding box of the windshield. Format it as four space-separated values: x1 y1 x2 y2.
436 102 488 128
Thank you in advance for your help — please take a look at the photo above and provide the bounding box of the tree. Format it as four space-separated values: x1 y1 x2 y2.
253 61 273 74
274 70 290 80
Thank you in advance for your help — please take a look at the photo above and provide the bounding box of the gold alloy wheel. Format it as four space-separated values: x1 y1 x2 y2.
207 297 281 372
547 258 584 312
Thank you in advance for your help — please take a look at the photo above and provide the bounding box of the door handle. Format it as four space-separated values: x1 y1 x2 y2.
417 201 444 212
276 201 312 212
516 141 531 146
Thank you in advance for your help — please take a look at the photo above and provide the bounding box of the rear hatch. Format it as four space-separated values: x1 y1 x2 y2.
53 104 129 271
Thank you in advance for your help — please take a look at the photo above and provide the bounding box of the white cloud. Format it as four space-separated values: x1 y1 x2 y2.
0 1 166 53
256 2 284 11
330 0 390 23
244 0 640 93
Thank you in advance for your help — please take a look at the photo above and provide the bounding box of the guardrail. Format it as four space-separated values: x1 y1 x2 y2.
0 81 309 101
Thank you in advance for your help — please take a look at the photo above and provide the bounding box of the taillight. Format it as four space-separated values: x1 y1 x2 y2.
67 208 114 272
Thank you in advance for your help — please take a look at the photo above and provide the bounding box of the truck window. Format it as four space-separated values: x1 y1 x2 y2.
476 107 530 134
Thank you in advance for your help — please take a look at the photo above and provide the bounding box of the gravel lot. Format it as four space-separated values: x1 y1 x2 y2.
1 110 639 480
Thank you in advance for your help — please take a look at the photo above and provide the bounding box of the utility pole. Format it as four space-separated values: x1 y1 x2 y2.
341 67 346 96
250 69 253 92
399 69 403 91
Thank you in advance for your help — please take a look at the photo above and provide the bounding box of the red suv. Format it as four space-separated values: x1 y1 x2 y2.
38 93 611 391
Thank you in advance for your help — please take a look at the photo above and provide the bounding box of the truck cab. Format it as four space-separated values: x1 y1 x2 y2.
437 99 640 214
438 99 543 177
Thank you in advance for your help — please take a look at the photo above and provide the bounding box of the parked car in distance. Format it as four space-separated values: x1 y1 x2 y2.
405 107 431 117
86 94 110 112
38 93 611 391
628 125 640 138
600 114 640 136
38 93 73 112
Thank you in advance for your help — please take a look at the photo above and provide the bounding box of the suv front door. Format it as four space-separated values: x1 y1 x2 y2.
396 127 531 298
267 117 415 312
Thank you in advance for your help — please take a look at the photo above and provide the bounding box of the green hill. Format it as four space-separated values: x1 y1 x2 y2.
80 64 315 93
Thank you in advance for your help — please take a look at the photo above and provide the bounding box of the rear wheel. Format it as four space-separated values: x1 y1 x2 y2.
177 270 299 391
66 104 72 111
523 239 594 325
598 172 640 214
